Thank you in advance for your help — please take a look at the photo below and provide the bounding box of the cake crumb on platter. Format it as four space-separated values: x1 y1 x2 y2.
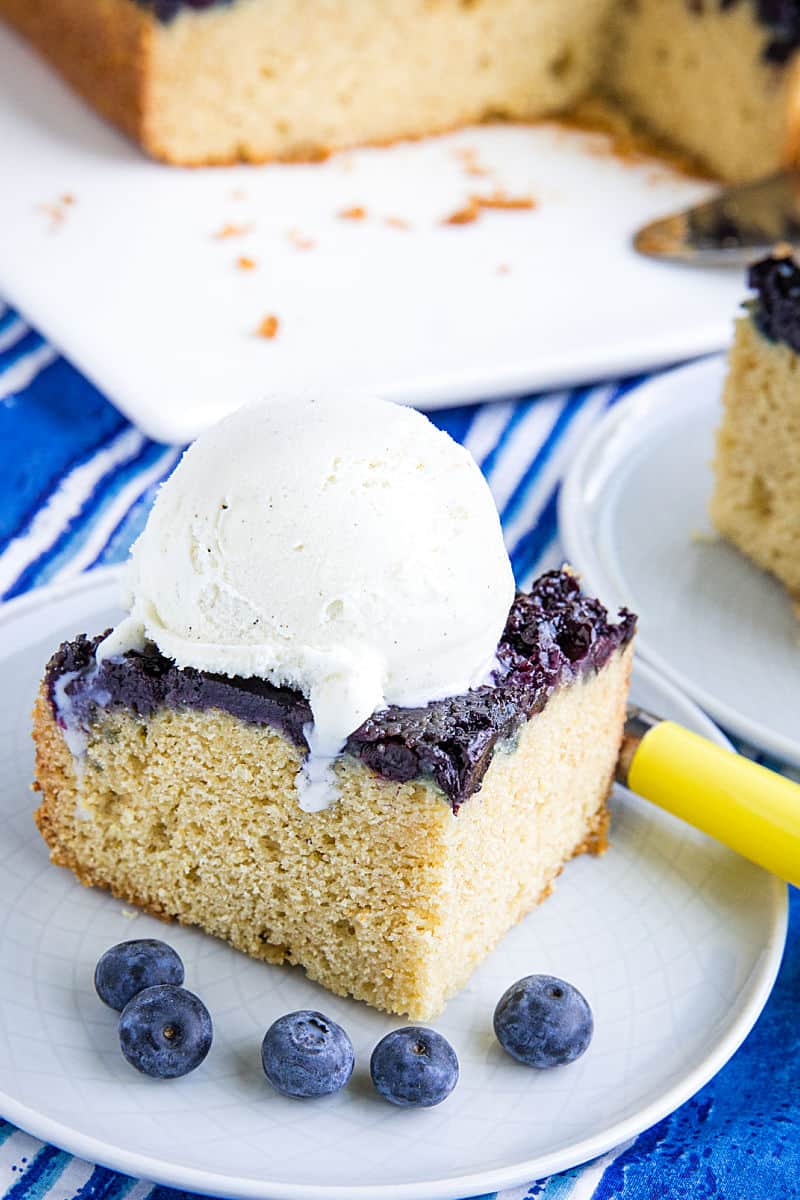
339 206 367 220
213 222 254 240
453 146 493 179
475 190 536 212
287 229 316 250
443 190 536 226
255 315 280 339
443 200 481 225
38 194 76 232
236 256 257 270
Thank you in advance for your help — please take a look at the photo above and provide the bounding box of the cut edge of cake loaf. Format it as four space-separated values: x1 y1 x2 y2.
710 315 800 604
0 0 615 165
603 0 800 184
32 642 633 1020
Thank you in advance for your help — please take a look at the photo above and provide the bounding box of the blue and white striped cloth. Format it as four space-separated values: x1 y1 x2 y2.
0 298 797 1200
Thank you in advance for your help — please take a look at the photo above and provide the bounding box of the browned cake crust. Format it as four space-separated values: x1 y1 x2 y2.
0 0 151 150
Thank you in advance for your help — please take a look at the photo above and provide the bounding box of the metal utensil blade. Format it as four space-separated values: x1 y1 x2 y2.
634 169 800 266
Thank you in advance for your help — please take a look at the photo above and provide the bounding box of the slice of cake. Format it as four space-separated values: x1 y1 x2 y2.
32 396 635 1020
710 253 800 608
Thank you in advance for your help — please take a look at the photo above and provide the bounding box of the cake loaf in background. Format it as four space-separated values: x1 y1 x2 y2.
2 0 800 176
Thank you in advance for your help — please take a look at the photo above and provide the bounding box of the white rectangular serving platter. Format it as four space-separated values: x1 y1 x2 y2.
0 22 745 443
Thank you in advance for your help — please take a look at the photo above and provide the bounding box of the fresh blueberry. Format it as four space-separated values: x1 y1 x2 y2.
370 1027 459 1107
119 985 212 1078
493 974 593 1068
261 1010 355 1098
94 939 184 1011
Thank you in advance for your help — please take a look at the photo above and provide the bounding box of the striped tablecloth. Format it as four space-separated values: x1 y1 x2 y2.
0 299 797 1200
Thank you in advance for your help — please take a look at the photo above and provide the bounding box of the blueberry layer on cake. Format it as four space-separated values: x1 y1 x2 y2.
2 0 800 175
710 253 800 607
32 396 635 1021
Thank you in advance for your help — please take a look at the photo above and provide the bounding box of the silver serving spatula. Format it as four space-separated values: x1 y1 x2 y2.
634 169 800 266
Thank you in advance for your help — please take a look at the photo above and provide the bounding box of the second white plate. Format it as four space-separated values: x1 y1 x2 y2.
559 356 800 768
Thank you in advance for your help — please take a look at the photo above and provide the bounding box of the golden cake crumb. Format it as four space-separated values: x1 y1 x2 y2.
339 206 367 220
453 146 493 178
443 191 536 226
287 229 316 250
476 190 536 212
236 256 257 270
443 199 481 226
255 314 280 339
214 222 254 240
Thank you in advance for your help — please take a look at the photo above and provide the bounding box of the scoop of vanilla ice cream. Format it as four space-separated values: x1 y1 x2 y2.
103 395 514 809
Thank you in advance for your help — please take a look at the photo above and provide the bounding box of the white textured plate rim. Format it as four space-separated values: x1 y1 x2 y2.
558 355 800 769
0 569 788 1200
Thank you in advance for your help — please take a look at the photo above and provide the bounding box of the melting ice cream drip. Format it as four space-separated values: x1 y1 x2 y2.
52 663 113 818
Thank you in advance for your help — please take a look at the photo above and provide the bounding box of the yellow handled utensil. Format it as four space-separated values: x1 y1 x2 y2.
617 708 800 887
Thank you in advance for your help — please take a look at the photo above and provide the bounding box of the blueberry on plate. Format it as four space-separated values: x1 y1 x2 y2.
119 984 212 1078
493 974 593 1068
94 939 184 1011
370 1026 459 1107
261 1010 355 1099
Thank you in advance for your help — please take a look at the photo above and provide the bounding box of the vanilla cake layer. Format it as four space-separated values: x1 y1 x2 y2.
33 644 632 1021
3 0 800 174
711 315 800 604
603 0 800 183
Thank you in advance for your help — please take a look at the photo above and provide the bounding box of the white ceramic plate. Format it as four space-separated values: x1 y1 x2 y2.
0 24 748 443
559 356 800 769
0 568 786 1199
